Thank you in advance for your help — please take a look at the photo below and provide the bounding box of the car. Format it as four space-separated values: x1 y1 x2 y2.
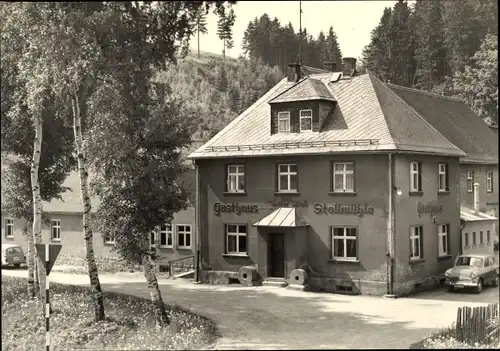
1 244 26 268
444 254 499 293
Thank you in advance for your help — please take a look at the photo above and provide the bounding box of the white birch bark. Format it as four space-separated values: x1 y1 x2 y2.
30 113 46 302
142 251 169 325
71 91 105 321
23 223 36 298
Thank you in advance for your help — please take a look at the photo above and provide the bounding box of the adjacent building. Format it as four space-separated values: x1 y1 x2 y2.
189 59 498 296
1 169 197 269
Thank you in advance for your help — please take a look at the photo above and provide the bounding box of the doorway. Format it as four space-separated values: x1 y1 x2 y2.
268 233 285 278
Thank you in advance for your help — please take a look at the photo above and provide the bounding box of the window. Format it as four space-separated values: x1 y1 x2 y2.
331 227 357 260
464 232 469 246
472 231 477 246
176 225 192 249
227 165 245 193
467 171 474 192
277 164 298 192
486 172 493 193
103 233 115 245
410 162 422 192
51 220 61 241
438 224 449 257
410 226 423 261
299 109 313 132
225 224 247 255
438 163 449 192
333 162 354 192
159 224 173 248
487 230 491 244
277 111 290 133
479 231 484 245
4 218 14 238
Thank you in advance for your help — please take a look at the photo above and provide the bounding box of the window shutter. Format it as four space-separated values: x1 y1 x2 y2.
418 162 422 191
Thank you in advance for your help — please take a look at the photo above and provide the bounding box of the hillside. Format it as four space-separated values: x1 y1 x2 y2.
158 52 283 156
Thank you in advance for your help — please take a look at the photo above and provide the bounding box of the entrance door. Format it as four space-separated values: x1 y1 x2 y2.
268 233 285 278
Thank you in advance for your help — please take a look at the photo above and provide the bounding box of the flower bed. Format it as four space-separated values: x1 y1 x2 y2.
1 276 220 350
422 325 500 349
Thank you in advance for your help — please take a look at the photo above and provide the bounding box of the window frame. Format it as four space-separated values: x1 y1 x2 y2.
103 233 115 245
472 231 477 246
487 230 491 244
277 163 298 193
299 109 313 132
479 230 484 245
438 163 449 192
467 171 474 193
332 162 355 193
437 223 450 257
4 218 14 239
226 164 246 193
410 225 423 261
410 161 422 192
486 172 493 193
330 226 358 261
464 232 469 247
176 224 192 249
50 220 61 242
153 224 174 248
277 111 291 133
225 223 248 256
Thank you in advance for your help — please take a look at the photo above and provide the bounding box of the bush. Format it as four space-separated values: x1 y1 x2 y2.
1 276 220 350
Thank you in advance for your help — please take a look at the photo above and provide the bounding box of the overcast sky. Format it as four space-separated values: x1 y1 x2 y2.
190 1 413 59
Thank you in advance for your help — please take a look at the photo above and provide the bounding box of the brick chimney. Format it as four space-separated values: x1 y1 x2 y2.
342 57 357 78
473 182 480 215
287 63 302 83
323 61 337 72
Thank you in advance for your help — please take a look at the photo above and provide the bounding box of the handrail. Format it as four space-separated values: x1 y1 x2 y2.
167 255 195 265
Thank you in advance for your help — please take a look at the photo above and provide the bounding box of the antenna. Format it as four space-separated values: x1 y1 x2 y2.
298 1 302 64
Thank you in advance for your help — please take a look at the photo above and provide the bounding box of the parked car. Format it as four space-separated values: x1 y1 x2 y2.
444 254 499 293
1 244 26 268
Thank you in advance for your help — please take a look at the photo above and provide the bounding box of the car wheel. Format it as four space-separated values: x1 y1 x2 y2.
13 264 21 269
492 276 499 287
475 279 483 294
447 286 454 292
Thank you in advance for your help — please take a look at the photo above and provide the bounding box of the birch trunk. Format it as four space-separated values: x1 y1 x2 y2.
30 113 46 302
71 92 105 322
142 253 169 325
23 223 36 298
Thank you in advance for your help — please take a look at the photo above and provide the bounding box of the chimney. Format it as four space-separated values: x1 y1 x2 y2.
473 182 480 215
323 61 337 72
287 63 302 83
342 57 357 78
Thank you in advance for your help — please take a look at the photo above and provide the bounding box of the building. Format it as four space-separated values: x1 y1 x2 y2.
189 59 498 296
1 169 197 270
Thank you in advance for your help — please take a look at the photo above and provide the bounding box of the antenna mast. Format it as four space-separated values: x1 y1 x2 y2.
298 1 302 64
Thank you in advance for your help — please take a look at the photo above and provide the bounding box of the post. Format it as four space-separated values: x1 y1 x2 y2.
387 153 395 296
45 244 50 351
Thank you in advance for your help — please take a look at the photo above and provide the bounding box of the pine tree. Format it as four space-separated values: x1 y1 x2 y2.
216 8 236 60
191 7 208 58
326 26 342 70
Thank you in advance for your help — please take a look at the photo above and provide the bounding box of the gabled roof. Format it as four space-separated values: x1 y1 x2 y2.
269 77 335 104
189 71 465 159
388 84 498 164
460 207 497 222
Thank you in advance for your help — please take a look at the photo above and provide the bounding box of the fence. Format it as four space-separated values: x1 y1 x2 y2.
455 303 500 345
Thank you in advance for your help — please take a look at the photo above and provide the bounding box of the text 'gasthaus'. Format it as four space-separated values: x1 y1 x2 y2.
214 202 259 216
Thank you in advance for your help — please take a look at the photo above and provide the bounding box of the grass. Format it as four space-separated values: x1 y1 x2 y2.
1 276 220 350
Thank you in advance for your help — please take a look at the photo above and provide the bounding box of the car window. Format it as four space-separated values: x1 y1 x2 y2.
485 259 490 267
6 247 22 254
456 256 483 267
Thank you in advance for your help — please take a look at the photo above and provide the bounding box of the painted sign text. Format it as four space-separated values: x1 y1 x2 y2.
313 203 375 217
214 202 259 216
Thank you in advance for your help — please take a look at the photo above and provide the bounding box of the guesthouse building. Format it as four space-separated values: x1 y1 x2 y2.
189 59 484 296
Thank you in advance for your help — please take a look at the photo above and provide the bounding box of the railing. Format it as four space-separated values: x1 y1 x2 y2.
455 303 499 345
203 139 380 153
166 255 195 277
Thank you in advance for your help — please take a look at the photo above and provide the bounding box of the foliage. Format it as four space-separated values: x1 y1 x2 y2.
451 34 498 125
216 7 236 58
158 53 282 143
242 14 342 73
422 324 500 349
361 0 498 124
1 276 220 350
190 7 208 58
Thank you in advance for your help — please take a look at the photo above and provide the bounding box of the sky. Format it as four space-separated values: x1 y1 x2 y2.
190 1 412 60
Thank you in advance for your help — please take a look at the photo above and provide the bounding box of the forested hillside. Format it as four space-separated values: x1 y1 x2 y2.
158 51 282 152
362 0 498 125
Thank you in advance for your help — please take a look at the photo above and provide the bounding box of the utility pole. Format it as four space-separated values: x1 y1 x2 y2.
298 0 302 64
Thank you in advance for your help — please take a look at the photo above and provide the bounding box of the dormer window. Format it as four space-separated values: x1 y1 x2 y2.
299 110 313 132
278 111 290 133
